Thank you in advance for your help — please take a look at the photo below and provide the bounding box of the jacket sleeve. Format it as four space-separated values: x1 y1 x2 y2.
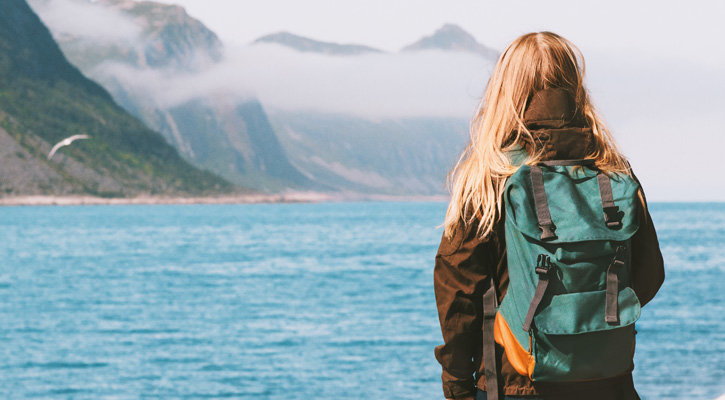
630 189 665 306
434 222 499 399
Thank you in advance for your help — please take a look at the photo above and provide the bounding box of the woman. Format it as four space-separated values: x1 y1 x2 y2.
433 32 664 400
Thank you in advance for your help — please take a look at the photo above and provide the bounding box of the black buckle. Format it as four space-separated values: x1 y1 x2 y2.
603 206 622 228
536 254 554 275
610 245 627 268
538 223 557 241
614 245 626 259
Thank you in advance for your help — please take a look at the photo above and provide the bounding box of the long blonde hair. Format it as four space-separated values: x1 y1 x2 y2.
444 32 630 240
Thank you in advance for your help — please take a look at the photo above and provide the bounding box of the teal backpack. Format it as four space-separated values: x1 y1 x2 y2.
481 153 642 399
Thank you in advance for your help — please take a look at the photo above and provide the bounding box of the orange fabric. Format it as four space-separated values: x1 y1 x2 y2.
494 313 535 379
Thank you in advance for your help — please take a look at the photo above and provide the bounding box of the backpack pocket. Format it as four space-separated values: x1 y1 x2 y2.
529 287 641 381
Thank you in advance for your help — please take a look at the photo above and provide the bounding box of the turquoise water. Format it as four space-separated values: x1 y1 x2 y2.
0 202 723 399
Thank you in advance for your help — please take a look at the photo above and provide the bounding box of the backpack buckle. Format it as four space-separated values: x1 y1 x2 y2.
538 223 557 241
536 254 554 275
603 206 622 228
611 245 627 267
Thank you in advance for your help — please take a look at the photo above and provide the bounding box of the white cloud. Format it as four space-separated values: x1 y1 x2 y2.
224 44 494 119
93 44 494 119
29 0 141 43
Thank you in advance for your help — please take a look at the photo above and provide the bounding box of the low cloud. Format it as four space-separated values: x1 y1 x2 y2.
226 44 494 119
31 0 495 118
29 0 141 43
93 43 494 119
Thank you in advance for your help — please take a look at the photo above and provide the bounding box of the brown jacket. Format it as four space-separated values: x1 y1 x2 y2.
433 89 665 399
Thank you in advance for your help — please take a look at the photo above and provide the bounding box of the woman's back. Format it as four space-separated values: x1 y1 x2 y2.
434 32 664 400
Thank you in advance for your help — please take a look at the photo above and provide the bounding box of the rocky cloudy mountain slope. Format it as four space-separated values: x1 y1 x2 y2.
0 0 233 197
32 0 222 70
269 111 469 195
31 0 498 195
30 0 308 191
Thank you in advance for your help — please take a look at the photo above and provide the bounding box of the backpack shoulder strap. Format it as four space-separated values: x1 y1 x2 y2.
482 276 500 400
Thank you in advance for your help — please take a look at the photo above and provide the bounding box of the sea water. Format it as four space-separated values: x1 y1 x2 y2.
0 202 722 399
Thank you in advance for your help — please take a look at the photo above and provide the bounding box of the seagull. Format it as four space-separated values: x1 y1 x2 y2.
47 134 90 160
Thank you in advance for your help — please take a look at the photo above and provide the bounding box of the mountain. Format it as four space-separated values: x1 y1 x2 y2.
99 0 222 70
253 32 384 56
31 0 482 196
0 0 234 197
158 97 311 190
269 110 468 195
402 24 498 60
30 0 310 192
32 0 222 71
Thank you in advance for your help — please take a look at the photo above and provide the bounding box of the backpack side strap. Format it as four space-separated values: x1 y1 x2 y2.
482 277 500 400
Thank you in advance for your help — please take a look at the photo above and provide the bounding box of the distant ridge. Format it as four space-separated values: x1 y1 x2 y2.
253 32 384 56
402 24 498 60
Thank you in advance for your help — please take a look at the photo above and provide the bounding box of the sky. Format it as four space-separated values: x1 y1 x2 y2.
159 0 724 67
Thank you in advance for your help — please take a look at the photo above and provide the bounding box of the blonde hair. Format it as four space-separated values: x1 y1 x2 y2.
444 32 631 240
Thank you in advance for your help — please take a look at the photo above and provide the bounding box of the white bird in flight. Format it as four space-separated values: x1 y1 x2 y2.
47 134 90 160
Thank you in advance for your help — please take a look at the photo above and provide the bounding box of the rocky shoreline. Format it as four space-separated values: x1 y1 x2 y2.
0 193 330 206
0 192 449 206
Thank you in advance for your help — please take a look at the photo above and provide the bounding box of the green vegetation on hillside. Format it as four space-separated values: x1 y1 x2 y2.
0 0 237 196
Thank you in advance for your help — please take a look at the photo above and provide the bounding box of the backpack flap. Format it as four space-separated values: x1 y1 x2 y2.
505 164 641 243
534 287 641 335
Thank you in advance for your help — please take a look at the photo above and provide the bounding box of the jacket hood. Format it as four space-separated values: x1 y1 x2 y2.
522 88 593 160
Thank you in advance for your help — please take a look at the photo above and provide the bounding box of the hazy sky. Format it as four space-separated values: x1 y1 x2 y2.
157 0 724 67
